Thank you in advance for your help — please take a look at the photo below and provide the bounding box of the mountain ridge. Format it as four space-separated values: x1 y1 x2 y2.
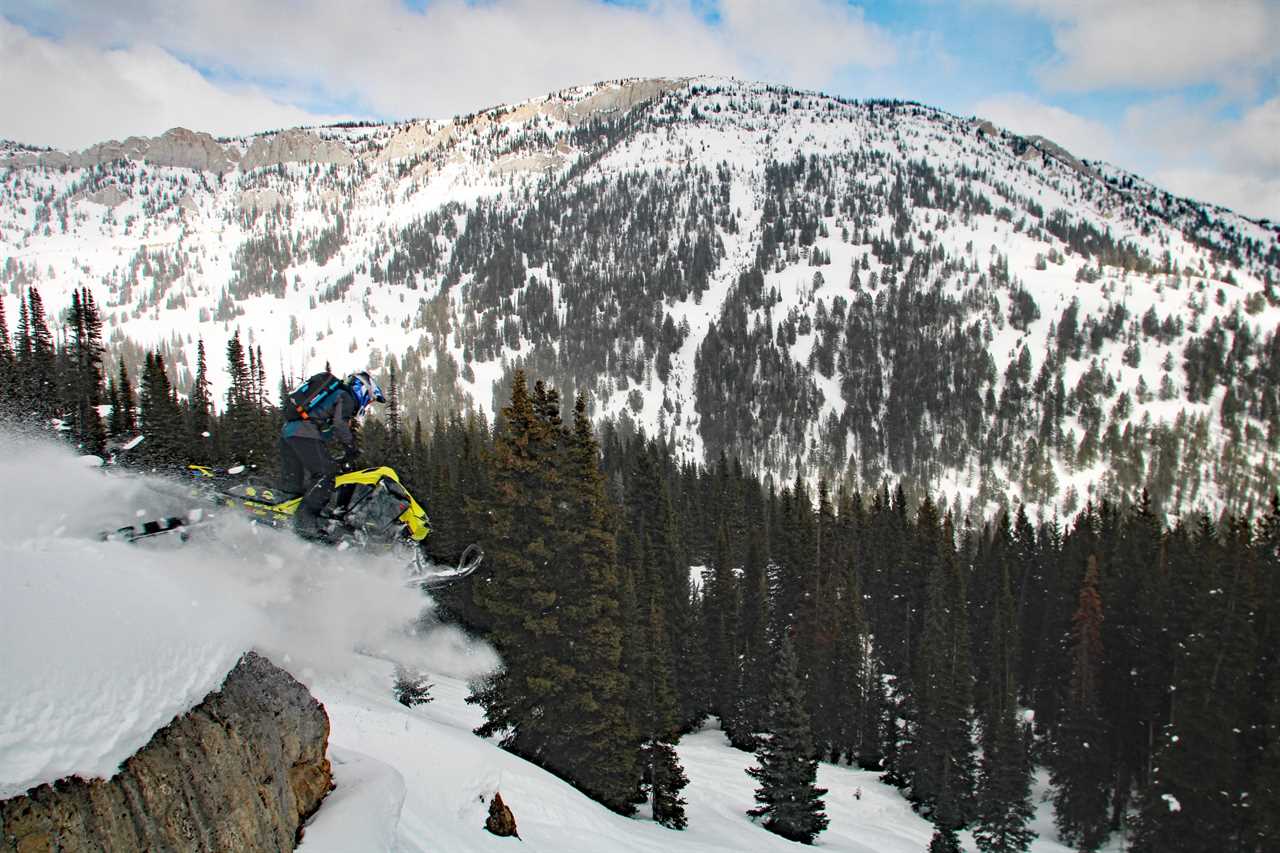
2 75 1278 519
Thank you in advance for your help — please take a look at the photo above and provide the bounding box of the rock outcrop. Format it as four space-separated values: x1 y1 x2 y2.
0 652 332 853
0 128 238 173
240 130 354 172
142 128 239 172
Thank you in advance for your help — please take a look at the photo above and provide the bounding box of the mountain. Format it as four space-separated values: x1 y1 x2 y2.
3 76 1278 519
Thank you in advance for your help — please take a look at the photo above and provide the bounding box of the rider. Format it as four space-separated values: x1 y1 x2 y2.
280 370 385 539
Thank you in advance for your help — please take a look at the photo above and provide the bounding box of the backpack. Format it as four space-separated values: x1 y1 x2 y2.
286 371 345 423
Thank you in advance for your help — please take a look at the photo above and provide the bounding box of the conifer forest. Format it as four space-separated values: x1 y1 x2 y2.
2 280 1275 850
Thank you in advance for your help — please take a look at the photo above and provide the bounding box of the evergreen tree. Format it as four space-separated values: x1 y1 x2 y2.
1130 516 1255 852
188 339 213 461
973 563 1036 853
634 574 689 829
903 518 975 828
746 635 829 844
702 522 739 718
137 352 185 465
1051 556 1112 851
64 289 106 456
548 393 641 810
728 531 772 750
469 376 640 814
0 293 14 418
109 358 138 439
17 288 57 421
928 826 963 853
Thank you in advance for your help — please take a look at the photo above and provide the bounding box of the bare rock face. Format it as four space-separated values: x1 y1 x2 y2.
81 186 130 208
1025 134 1099 180
562 78 681 125
0 652 332 853
0 128 236 172
143 128 238 172
240 130 354 172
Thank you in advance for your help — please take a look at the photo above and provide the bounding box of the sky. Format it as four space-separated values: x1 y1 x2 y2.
2 0 1278 221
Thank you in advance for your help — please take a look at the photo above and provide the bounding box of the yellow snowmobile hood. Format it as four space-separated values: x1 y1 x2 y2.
341 466 431 541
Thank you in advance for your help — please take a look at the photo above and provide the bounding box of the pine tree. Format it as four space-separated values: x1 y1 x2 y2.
469 377 640 814
928 825 963 853
904 520 975 828
746 635 829 844
470 372 564 756
1051 556 1112 851
635 569 690 826
110 358 138 438
547 393 641 811
221 330 264 466
188 339 213 461
728 531 772 750
702 522 738 718
0 293 14 418
65 289 107 456
138 352 186 466
17 288 57 421
973 563 1036 853
623 440 699 728
1130 516 1255 852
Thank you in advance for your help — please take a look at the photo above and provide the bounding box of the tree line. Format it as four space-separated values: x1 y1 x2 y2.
432 370 1279 851
3 293 1275 850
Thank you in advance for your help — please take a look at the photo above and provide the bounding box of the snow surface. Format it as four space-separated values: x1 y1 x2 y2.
0 433 1126 852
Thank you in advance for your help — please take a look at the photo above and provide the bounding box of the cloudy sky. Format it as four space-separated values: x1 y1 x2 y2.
3 0 1277 220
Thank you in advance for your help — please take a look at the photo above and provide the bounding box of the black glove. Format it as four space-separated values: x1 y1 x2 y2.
340 445 359 469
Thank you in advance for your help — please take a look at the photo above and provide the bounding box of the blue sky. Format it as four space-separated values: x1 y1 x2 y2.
2 0 1277 219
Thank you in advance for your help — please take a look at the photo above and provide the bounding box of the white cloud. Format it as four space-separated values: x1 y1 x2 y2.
1006 0 1280 92
1153 166 1280 223
1124 95 1280 220
1222 97 1280 174
717 0 895 87
972 92 1117 161
0 0 898 148
0 20 348 149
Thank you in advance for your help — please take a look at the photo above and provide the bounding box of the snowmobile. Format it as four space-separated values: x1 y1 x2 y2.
102 463 483 589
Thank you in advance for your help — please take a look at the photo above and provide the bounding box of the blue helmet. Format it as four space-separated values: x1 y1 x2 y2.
347 371 386 413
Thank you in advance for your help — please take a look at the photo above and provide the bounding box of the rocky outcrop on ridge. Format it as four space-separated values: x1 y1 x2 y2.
0 128 238 172
240 129 354 171
0 652 332 853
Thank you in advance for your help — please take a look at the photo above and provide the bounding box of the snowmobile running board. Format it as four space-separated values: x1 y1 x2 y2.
102 519 483 590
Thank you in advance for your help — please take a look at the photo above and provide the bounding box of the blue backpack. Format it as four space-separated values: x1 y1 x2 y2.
286 371 344 423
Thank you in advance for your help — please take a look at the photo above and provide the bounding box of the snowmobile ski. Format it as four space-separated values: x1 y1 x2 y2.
406 543 485 589
102 515 191 543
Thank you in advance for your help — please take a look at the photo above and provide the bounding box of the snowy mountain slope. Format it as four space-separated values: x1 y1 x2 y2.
2 77 1278 519
0 435 1112 853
